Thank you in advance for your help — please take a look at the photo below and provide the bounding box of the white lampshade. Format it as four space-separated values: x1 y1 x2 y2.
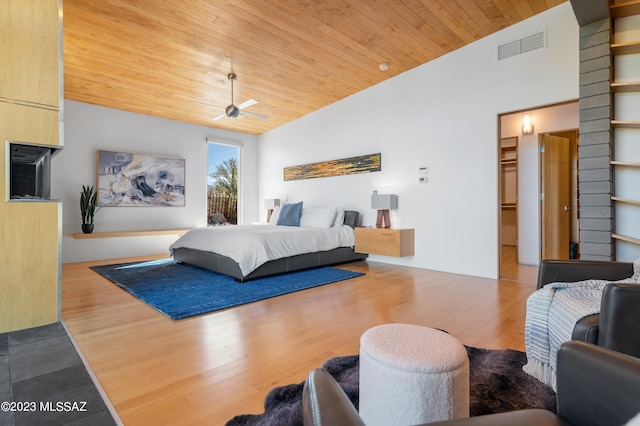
371 191 397 210
264 198 280 209
523 114 533 134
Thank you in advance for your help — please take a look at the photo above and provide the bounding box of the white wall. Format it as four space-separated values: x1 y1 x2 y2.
53 101 259 263
500 102 579 265
257 3 580 278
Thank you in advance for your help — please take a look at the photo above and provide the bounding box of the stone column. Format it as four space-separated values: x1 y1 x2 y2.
578 18 614 261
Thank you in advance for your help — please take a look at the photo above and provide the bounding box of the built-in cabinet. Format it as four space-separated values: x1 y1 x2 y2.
0 0 62 332
610 1 640 251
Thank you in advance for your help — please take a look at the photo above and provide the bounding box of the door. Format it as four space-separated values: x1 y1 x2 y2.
541 134 571 260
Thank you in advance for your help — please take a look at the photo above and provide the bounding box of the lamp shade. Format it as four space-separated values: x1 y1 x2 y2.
371 191 398 210
264 198 280 209
523 114 533 134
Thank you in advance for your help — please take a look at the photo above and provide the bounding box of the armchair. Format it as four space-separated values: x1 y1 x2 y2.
302 341 640 426
537 259 640 357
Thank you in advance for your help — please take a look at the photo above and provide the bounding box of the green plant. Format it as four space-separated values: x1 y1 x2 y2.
209 157 238 196
80 185 99 225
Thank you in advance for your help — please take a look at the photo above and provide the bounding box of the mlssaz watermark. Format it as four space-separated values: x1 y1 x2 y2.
1 401 88 412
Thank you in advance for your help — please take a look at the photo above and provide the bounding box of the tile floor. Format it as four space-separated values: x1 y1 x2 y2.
0 322 117 425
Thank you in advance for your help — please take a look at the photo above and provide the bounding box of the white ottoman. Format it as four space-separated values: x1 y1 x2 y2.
359 324 469 426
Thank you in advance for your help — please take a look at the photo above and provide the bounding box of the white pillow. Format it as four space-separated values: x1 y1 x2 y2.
333 207 345 227
268 205 280 225
300 207 338 228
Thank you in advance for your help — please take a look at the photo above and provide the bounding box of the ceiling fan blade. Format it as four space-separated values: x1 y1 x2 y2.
239 110 269 120
196 76 267 121
190 100 225 110
237 98 258 109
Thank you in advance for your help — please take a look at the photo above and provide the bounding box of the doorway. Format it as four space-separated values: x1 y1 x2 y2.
539 130 579 260
497 101 579 279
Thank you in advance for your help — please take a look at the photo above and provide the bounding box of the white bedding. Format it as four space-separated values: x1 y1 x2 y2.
169 224 356 276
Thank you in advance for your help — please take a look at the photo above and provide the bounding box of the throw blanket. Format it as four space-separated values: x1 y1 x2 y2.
523 280 607 391
524 259 640 391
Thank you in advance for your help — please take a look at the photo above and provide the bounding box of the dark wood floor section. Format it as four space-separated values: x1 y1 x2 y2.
62 254 538 425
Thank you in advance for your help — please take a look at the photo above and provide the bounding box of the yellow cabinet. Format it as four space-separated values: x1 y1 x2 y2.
1 0 61 147
0 0 61 107
355 228 415 257
0 0 62 333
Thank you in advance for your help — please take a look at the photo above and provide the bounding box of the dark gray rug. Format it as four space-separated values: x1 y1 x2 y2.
226 346 556 425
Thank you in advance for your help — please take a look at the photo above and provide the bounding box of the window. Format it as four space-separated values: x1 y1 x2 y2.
207 142 240 225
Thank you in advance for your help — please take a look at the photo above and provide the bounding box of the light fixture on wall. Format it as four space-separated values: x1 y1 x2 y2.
371 190 397 228
264 198 280 222
522 114 533 134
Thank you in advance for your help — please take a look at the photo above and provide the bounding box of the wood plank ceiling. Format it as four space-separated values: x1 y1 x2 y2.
63 0 567 136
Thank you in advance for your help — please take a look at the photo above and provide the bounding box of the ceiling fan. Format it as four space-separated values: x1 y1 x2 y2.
190 73 269 121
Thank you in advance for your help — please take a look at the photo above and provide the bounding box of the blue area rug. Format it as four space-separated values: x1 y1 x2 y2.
90 259 364 320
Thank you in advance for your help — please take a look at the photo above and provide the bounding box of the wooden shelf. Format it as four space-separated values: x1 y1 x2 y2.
611 1 640 19
612 41 640 55
501 203 517 209
611 160 640 167
610 1 640 249
72 229 191 239
612 196 640 206
611 81 640 93
613 233 640 245
612 120 640 129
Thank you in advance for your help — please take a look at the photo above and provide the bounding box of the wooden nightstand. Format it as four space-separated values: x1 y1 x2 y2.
355 227 415 257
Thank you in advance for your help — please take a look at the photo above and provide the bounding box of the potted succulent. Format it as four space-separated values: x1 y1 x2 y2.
80 185 99 233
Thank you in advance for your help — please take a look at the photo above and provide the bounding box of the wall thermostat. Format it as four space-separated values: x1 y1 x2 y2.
418 167 428 183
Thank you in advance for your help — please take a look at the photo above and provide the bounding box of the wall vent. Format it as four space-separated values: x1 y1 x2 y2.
498 31 545 60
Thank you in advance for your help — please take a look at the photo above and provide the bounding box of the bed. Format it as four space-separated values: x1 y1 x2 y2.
170 208 367 282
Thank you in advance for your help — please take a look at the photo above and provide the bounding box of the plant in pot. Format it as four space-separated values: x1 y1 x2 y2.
80 185 99 233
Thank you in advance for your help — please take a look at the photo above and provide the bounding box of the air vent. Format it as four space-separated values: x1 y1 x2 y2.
498 31 545 60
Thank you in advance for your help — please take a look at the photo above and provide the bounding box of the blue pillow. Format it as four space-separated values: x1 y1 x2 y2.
277 201 303 226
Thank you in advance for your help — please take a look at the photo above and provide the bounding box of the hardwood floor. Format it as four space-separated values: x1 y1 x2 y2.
500 245 538 283
62 255 538 425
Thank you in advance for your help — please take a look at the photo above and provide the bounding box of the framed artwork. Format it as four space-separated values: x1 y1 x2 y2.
97 150 185 207
284 153 381 181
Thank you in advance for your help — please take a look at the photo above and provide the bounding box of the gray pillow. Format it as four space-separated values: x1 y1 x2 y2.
276 201 303 226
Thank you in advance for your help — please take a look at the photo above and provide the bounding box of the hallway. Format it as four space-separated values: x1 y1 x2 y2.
501 245 538 284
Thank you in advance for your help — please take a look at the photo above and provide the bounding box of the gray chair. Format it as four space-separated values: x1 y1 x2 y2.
302 341 640 426
537 259 640 357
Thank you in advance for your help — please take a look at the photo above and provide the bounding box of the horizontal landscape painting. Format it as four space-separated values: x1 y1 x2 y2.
97 150 185 207
284 153 381 181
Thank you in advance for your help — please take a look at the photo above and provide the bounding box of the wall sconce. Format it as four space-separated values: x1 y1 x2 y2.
264 198 280 222
522 114 533 134
371 190 398 228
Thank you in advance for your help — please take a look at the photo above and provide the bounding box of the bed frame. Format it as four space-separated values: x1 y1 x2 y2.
172 210 368 282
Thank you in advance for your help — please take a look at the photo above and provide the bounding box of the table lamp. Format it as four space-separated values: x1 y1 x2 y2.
371 191 397 228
